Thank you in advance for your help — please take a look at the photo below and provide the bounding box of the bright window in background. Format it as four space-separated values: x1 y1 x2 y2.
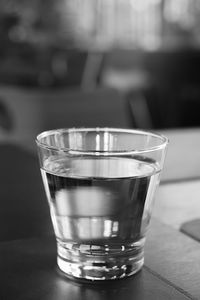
63 0 200 50
1 0 200 50
163 0 200 48
64 0 163 50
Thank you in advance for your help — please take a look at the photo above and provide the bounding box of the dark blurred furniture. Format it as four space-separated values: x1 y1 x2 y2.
2 47 200 131
0 144 52 241
0 86 133 151
0 48 87 88
0 99 13 131
100 49 200 129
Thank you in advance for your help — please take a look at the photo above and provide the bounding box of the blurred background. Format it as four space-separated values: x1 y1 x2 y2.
0 0 200 150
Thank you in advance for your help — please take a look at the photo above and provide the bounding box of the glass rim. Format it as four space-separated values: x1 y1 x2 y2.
36 127 169 155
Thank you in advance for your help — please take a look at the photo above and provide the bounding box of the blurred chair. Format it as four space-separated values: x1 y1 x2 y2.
100 65 154 129
0 98 13 136
80 51 156 129
0 86 134 151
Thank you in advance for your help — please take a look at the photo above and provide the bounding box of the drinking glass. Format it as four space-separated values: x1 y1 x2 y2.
36 128 168 281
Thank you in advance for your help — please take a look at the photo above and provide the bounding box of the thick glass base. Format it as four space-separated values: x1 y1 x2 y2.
57 239 145 281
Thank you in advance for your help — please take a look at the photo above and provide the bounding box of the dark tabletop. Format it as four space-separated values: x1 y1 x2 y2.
0 129 200 299
1 219 199 300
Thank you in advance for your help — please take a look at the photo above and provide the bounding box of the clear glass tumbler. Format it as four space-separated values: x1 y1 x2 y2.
36 128 168 281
